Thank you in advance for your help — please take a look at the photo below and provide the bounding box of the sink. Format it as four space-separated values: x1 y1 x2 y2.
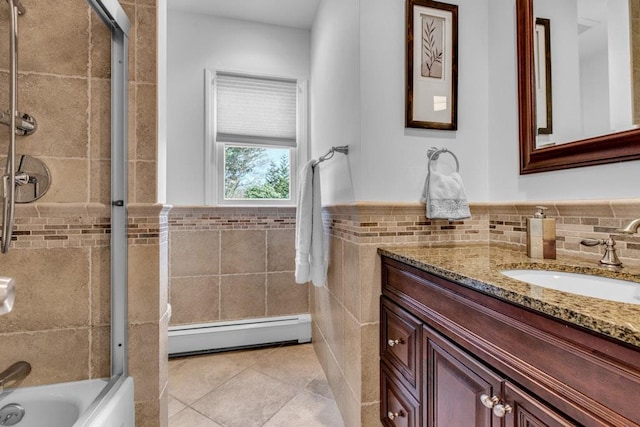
501 269 640 305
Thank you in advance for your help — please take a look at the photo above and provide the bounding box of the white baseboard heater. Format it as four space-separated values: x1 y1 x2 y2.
168 314 312 356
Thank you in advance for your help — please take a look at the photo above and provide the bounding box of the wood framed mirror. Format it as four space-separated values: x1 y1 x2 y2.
517 0 640 174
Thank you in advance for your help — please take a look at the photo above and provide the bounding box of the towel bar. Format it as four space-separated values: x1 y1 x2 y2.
427 147 459 172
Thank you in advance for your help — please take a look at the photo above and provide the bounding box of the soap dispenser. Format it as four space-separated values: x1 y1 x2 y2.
526 206 556 259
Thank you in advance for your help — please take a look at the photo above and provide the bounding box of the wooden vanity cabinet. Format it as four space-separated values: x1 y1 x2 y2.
380 256 640 427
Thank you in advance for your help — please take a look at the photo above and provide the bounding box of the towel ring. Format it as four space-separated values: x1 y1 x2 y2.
427 147 459 173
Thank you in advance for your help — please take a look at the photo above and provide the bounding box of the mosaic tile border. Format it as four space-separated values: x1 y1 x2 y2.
169 206 296 231
6 203 168 248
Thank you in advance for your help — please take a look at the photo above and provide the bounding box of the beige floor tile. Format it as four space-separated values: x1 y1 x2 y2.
168 353 248 404
305 371 335 400
263 391 345 427
252 344 323 389
169 408 223 427
167 395 187 418
192 368 298 427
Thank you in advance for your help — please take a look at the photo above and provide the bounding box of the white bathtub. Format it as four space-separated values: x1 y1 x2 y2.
0 376 134 427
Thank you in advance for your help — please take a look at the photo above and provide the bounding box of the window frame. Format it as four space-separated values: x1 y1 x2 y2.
204 68 308 206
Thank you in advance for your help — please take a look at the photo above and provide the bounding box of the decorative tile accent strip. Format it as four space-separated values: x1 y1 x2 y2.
11 204 111 249
7 203 170 249
323 203 489 245
169 206 296 231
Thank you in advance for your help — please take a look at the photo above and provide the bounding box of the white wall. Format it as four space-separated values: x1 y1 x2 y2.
309 0 361 204
312 0 491 204
488 0 640 201
166 11 311 204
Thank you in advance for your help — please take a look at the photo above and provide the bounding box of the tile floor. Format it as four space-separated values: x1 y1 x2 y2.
168 344 345 427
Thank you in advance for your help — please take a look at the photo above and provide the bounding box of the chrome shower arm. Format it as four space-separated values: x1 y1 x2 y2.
4 0 23 15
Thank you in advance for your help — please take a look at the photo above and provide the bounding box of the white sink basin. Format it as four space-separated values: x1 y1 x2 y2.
501 269 640 305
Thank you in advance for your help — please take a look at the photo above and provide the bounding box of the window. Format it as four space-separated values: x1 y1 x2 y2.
205 70 306 205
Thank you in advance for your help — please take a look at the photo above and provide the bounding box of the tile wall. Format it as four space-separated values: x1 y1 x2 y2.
168 207 309 326
0 1 166 426
312 200 640 426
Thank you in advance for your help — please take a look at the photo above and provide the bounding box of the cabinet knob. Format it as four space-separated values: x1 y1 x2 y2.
493 403 513 418
479 394 499 409
387 410 404 420
388 338 403 347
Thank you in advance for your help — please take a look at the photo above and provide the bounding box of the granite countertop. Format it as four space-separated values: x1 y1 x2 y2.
378 244 640 348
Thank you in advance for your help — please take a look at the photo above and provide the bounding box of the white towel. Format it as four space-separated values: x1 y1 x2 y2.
422 169 471 220
295 160 327 287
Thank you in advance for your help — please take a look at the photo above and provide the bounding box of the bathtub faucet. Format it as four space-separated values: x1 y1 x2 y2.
0 362 31 392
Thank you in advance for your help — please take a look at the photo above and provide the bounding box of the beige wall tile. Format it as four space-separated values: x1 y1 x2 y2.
312 286 331 342
128 321 161 402
0 248 90 333
0 74 88 157
343 312 361 400
91 246 111 326
135 398 162 427
220 230 266 274
220 274 266 320
361 323 380 404
327 235 344 301
136 161 157 203
327 293 345 368
360 245 382 323
90 159 111 205
90 325 110 379
136 84 157 161
0 328 90 386
361 402 383 427
336 375 361 427
169 276 219 325
343 241 361 320
266 229 295 272
170 230 219 276
266 272 309 316
129 244 161 323
90 79 111 160
0 0 88 76
136 6 157 83
37 158 89 203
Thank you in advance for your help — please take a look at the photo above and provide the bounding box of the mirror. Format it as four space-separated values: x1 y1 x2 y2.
517 0 640 173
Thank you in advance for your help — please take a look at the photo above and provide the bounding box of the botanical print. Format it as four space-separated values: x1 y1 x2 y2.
421 14 444 79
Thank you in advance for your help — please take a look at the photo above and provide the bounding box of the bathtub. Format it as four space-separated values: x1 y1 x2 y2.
0 376 134 427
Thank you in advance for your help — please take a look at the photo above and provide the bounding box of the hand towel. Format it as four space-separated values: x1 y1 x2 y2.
422 168 471 220
295 160 327 287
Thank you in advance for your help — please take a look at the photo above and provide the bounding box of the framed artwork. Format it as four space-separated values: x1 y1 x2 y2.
534 17 553 135
406 0 458 130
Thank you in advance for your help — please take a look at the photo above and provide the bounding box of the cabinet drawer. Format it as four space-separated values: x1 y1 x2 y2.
381 364 420 427
381 297 421 394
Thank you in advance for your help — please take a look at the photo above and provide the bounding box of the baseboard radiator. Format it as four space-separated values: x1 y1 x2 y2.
168 314 312 356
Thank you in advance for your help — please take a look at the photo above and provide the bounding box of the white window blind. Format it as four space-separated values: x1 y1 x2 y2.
216 73 298 147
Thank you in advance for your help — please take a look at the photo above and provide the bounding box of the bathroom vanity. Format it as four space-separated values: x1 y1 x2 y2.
379 245 640 426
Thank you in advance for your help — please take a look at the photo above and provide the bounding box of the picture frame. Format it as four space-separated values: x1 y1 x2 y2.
406 0 458 130
534 17 553 135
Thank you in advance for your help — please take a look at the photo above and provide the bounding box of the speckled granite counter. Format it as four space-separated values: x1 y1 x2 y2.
379 244 640 348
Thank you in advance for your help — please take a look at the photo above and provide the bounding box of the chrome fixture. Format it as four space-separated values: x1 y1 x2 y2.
0 403 25 426
0 277 15 316
0 362 30 393
13 155 50 203
0 112 36 136
617 219 640 235
580 238 622 267
312 145 349 167
1 0 38 254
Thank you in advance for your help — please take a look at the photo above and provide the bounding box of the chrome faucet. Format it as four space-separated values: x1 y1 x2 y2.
0 362 30 393
580 237 622 267
617 219 640 235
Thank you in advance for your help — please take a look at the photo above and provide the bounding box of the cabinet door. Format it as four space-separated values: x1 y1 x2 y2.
503 382 578 427
381 364 420 427
424 325 503 427
382 297 422 395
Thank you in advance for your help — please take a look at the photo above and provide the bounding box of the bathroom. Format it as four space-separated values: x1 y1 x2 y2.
0 0 639 426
